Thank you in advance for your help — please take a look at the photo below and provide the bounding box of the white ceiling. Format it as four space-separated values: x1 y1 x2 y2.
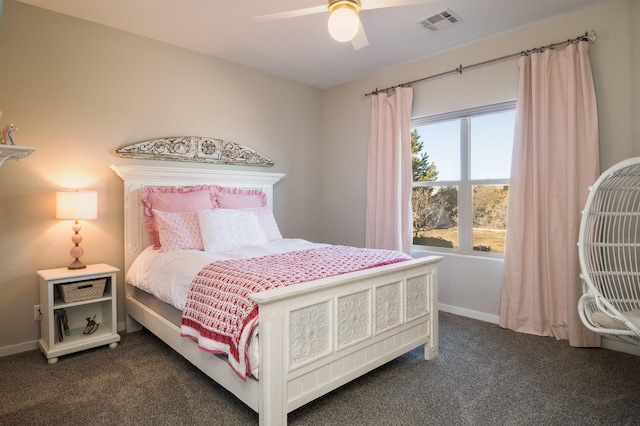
15 0 606 89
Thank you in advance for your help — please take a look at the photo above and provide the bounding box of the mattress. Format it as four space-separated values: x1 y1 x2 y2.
128 284 183 327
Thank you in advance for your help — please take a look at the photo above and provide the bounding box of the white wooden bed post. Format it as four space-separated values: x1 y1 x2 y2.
257 303 287 425
425 267 439 361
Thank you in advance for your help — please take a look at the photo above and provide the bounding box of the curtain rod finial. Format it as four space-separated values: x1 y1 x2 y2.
587 31 596 42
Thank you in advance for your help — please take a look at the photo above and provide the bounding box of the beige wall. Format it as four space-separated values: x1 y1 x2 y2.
0 0 324 353
2 0 639 354
322 0 640 320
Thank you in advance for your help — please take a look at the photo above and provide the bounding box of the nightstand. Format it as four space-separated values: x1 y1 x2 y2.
38 263 120 364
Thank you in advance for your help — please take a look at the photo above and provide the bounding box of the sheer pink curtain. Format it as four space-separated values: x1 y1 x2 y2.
500 42 600 347
365 87 413 254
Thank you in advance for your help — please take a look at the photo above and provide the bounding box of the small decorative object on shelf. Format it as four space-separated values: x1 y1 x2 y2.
0 111 35 166
83 315 100 335
1 122 17 145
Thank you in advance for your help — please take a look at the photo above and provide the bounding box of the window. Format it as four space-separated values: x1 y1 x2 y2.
411 101 515 255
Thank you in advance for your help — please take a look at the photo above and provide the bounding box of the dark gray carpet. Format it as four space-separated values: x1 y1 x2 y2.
1 312 639 425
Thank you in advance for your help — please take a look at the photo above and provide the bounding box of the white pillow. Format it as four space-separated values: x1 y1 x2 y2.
198 209 267 252
241 207 283 241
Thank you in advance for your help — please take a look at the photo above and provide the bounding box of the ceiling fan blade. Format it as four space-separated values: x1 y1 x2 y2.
351 20 369 50
253 4 328 22
254 0 440 21
360 0 442 11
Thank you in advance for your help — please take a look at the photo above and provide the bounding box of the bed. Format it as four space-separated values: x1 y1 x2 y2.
112 164 442 425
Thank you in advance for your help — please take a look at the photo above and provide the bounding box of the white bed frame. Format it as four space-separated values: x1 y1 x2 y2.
112 164 442 425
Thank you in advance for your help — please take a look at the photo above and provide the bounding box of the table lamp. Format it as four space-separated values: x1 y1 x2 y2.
56 190 98 269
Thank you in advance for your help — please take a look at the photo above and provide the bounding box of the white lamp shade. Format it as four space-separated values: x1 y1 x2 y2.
56 190 98 220
328 6 360 42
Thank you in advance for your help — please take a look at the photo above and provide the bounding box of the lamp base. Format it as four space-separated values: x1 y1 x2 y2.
67 259 87 270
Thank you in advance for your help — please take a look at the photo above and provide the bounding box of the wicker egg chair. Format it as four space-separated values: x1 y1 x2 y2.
578 157 640 345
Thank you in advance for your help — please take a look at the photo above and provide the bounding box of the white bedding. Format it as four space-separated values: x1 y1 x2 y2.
125 238 329 379
126 238 329 309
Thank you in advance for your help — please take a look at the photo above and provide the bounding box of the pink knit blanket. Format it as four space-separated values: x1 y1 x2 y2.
180 246 411 379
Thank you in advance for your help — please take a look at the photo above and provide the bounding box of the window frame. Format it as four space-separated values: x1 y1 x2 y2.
411 100 516 257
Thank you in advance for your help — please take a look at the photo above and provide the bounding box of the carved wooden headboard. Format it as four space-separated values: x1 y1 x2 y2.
111 164 285 272
116 136 274 167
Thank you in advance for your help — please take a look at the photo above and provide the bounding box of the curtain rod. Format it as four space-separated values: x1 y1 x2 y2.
362 30 596 99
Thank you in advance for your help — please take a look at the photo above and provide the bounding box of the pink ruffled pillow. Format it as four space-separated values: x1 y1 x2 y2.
241 207 282 241
153 210 204 252
141 186 216 249
214 186 267 209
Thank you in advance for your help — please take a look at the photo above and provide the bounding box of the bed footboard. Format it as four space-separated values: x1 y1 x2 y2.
251 255 441 425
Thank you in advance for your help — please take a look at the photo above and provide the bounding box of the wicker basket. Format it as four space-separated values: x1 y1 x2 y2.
58 278 106 303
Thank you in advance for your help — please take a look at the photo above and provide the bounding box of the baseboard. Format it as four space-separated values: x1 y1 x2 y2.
0 321 128 358
439 304 640 357
439 303 500 324
0 340 39 357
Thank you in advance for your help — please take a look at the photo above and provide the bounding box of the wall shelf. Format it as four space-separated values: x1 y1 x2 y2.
0 145 36 166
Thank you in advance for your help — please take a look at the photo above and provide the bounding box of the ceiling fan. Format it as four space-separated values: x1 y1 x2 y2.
253 0 440 50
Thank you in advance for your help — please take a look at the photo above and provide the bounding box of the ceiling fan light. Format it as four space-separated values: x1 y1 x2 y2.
328 5 360 43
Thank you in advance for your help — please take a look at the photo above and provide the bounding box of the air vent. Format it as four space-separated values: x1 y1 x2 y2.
418 9 462 32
